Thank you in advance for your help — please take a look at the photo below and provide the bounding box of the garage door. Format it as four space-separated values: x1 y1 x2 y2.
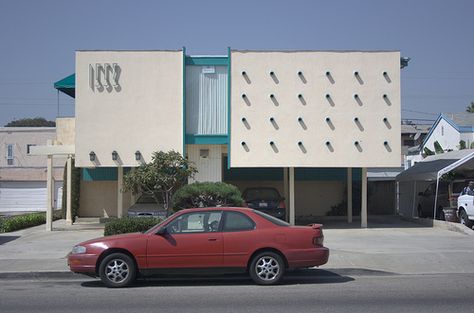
0 181 47 212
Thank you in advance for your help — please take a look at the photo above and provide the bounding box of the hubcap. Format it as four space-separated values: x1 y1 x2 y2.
255 256 280 281
105 259 129 284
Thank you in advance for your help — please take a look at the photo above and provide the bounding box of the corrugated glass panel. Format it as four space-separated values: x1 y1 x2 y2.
186 66 228 135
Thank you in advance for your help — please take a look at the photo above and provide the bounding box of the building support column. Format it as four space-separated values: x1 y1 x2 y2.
289 167 295 226
66 155 73 225
283 167 289 221
46 154 53 231
130 167 137 205
412 181 417 217
347 168 353 223
117 166 123 218
361 167 368 228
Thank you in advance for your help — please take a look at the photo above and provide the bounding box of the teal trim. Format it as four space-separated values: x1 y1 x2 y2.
83 168 117 181
185 134 228 145
182 47 187 156
82 167 131 181
227 47 231 169
185 56 228 66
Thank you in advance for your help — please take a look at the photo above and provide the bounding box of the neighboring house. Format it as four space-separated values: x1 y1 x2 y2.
401 122 431 168
421 113 474 154
0 127 64 212
48 49 405 228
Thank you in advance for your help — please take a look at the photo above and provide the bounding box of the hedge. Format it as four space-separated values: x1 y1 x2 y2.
171 182 244 210
0 211 61 233
104 217 162 236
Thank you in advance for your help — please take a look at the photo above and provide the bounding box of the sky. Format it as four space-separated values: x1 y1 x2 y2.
0 0 473 126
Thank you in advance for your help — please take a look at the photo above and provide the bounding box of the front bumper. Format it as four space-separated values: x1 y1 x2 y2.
67 253 98 275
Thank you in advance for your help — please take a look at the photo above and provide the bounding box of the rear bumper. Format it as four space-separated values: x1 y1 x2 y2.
286 247 329 268
67 253 98 275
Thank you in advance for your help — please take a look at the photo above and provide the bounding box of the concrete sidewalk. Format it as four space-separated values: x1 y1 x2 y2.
1 217 473 278
0 219 103 274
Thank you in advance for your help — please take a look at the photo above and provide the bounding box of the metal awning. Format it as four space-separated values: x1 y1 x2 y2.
54 74 75 98
396 149 474 182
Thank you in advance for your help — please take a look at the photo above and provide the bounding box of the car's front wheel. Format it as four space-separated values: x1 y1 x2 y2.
459 209 473 228
249 251 285 285
99 253 136 288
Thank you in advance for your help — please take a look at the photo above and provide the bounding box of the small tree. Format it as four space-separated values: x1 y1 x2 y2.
459 140 467 150
433 141 444 154
123 151 197 215
5 117 55 127
423 147 435 156
466 101 474 113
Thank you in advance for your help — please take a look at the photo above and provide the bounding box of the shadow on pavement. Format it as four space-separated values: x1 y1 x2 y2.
0 236 20 245
300 215 432 230
80 269 355 288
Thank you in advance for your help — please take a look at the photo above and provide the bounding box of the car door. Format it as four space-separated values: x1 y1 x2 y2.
146 211 223 269
222 211 257 268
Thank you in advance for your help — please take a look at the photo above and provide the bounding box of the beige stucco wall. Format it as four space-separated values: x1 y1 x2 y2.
79 180 132 217
56 118 75 145
230 50 401 168
75 50 184 167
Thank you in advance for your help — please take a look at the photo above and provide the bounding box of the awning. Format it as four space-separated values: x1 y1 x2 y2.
54 74 75 98
396 149 474 182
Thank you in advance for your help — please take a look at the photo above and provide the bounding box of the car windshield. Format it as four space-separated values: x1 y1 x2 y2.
253 210 289 226
136 194 161 204
244 188 281 201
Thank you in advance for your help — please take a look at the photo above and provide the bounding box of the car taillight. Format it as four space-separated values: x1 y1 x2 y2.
313 235 324 246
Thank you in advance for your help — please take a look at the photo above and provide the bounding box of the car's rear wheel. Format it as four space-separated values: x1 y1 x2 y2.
249 251 285 285
99 253 136 288
459 209 473 228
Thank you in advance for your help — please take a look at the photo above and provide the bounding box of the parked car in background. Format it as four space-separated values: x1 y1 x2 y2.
127 194 166 218
68 207 329 287
417 180 468 220
242 187 286 220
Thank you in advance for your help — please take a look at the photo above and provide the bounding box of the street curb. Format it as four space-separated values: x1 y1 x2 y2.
0 271 81 280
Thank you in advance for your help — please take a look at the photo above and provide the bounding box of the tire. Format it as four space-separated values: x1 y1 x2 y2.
99 253 136 288
437 207 445 221
249 251 285 285
459 209 473 228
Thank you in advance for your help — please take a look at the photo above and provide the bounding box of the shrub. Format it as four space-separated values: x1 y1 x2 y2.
104 217 162 236
0 211 61 233
171 182 244 210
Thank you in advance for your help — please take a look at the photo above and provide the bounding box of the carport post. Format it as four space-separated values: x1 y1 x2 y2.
46 152 53 231
66 155 72 225
433 173 440 219
289 167 295 225
117 166 123 218
283 167 289 221
361 167 368 228
347 168 353 223
412 181 417 217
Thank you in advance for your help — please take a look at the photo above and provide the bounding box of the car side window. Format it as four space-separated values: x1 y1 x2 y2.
167 211 222 234
223 211 256 232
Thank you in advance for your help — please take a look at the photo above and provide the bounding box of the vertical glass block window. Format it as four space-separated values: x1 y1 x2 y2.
6 144 13 165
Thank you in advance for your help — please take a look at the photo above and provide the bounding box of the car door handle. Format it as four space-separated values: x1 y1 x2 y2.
208 238 218 241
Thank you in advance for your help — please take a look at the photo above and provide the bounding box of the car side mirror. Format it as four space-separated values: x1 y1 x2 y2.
156 227 168 236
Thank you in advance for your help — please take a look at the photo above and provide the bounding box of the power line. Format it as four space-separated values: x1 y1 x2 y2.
0 103 74 106
401 109 439 116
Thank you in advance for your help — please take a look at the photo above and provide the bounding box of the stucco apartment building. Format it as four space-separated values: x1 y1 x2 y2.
48 49 403 228
0 127 64 212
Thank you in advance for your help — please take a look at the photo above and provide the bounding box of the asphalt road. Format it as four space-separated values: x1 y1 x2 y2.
1 270 474 313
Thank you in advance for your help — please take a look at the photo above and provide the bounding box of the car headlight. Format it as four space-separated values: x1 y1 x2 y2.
71 245 86 254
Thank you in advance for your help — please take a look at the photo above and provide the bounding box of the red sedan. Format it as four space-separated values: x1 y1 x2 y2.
68 207 329 287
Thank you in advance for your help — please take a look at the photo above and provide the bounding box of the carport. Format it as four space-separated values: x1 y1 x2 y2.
396 149 474 218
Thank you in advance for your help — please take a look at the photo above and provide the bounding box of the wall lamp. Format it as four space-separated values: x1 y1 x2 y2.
89 151 96 162
112 150 118 161
135 150 141 161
